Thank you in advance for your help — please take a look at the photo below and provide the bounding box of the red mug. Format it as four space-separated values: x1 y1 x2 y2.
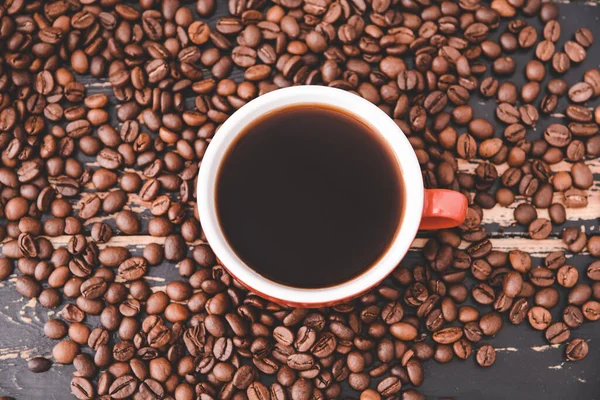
198 86 468 308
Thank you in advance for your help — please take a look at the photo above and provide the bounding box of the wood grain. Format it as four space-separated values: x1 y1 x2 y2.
1 1 600 400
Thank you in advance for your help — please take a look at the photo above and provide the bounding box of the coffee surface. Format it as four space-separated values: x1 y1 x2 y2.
216 105 404 288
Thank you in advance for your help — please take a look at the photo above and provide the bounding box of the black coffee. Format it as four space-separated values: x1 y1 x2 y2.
216 105 404 288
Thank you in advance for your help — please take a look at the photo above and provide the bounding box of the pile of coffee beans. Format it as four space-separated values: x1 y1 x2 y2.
0 0 598 399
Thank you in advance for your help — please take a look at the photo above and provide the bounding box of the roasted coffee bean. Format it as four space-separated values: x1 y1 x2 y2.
540 95 558 115
569 82 594 103
582 300 600 321
569 284 593 306
53 340 80 364
503 272 523 298
545 322 571 344
71 377 94 400
513 204 537 225
566 338 589 361
28 357 52 373
518 26 537 48
45 319 68 340
585 69 600 96
108 375 137 399
536 40 555 62
563 305 585 329
565 41 587 63
535 287 560 310
287 353 315 371
479 312 503 336
475 345 496 367
575 28 594 47
496 103 520 124
557 265 578 288
432 327 463 344
118 257 148 281
390 323 418 341
530 267 556 287
509 298 529 325
562 227 587 253
544 124 571 147
472 283 495 305
528 306 553 331
552 52 571 74
528 219 552 240
453 338 472 360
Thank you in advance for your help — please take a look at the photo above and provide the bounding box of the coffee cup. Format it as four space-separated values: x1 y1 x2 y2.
198 86 467 307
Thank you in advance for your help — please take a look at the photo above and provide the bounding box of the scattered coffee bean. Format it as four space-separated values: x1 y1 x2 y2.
475 345 496 367
28 357 52 373
565 338 589 361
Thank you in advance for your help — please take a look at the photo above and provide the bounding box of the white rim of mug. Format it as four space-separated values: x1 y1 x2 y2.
198 86 424 305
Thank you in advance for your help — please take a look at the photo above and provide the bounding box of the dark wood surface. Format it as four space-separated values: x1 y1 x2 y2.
1 1 600 399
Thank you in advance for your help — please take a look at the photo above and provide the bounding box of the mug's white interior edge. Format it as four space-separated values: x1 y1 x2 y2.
198 86 424 305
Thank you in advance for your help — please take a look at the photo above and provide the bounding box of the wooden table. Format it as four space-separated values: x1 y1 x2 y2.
1 1 599 399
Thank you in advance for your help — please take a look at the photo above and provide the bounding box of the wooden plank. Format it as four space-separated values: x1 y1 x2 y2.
0 235 577 256
1 1 600 400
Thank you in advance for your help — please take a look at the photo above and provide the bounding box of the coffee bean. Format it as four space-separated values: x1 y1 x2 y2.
556 265 578 288
564 188 588 208
528 218 552 240
528 306 552 330
53 340 80 364
493 57 516 75
518 26 537 48
453 338 473 360
28 357 52 373
475 345 496 367
552 52 571 74
472 283 495 305
544 124 572 147
287 353 315 371
582 300 600 321
248 381 270 400
569 82 593 103
521 81 540 104
509 298 529 325
565 41 586 63
536 40 555 62
118 257 148 281
562 227 587 253
433 343 454 364
432 327 463 344
563 305 585 329
71 377 94 400
496 103 520 124
390 323 417 341
540 94 558 115
569 284 593 306
503 272 523 298
545 322 571 344
535 287 559 309
0 257 13 281
575 27 593 47
479 312 503 336
513 203 536 225
109 375 138 399
571 162 593 189
566 338 588 361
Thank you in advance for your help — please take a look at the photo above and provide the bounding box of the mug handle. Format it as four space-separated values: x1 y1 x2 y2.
419 189 468 230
